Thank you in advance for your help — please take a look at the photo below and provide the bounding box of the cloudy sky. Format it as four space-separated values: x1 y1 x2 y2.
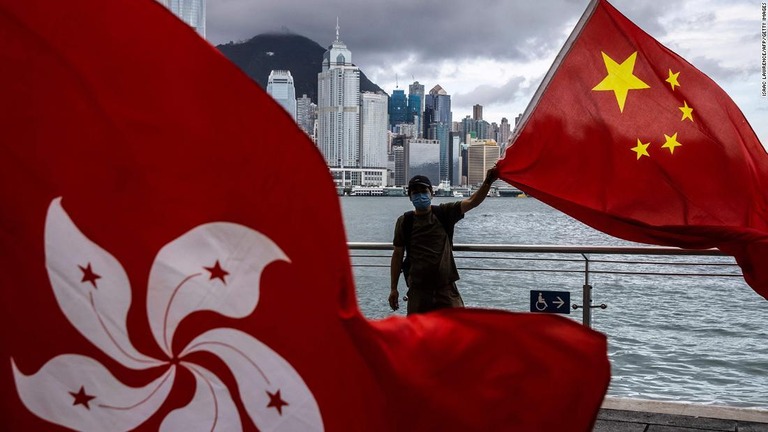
206 0 766 146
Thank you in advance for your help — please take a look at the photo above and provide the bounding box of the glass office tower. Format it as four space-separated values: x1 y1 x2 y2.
160 0 206 38
267 70 297 122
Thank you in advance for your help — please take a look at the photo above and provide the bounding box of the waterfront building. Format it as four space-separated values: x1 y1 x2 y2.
296 93 316 137
408 81 425 137
360 92 389 170
467 139 500 186
388 89 408 128
266 70 297 122
329 168 387 188
406 138 441 187
158 0 205 38
317 21 361 172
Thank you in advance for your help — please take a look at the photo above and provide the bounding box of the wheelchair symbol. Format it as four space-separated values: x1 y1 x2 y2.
535 292 548 311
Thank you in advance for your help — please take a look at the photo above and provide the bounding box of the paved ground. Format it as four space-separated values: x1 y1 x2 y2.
594 399 768 432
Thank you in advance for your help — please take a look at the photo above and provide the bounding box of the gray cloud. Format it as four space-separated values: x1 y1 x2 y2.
208 0 589 68
453 76 528 107
687 55 753 82
206 0 704 78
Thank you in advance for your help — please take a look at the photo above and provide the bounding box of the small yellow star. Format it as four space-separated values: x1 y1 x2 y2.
592 51 650 113
631 139 651 160
661 132 682 154
679 101 694 121
665 70 680 91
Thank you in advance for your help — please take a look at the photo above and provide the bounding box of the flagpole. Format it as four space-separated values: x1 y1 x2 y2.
506 0 601 148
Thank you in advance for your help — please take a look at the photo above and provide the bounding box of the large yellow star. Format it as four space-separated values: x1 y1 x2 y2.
661 132 682 154
592 51 650 113
679 101 694 121
631 139 651 160
666 70 680 91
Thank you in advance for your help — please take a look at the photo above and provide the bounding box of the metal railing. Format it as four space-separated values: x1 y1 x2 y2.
348 242 741 327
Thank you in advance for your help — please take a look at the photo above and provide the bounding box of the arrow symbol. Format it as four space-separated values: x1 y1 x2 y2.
554 296 565 309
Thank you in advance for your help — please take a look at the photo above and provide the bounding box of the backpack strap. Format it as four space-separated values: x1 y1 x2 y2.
401 211 415 285
402 210 415 254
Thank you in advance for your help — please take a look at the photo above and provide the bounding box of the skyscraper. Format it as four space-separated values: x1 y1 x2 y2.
407 138 441 186
159 0 205 38
388 89 408 128
499 117 511 149
408 81 425 137
424 85 452 183
360 92 388 169
424 85 451 126
296 94 316 138
407 93 421 133
317 21 360 170
473 104 483 121
467 139 500 186
266 70 297 122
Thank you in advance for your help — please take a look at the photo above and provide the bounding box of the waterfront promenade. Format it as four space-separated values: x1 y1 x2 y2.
595 398 768 431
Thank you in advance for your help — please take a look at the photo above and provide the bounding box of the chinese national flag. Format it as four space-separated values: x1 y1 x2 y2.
498 0 768 299
0 0 610 431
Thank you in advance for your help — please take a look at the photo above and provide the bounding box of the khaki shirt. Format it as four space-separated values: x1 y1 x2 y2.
393 202 463 289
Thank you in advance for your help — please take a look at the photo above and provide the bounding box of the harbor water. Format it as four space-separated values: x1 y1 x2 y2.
340 195 768 408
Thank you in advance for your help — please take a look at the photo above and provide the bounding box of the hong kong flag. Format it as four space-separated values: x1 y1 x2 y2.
498 0 768 299
0 0 609 431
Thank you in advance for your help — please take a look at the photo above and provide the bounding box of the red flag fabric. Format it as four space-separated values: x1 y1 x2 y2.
0 0 609 430
498 0 768 299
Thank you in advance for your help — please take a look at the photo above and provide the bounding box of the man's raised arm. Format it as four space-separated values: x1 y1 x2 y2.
461 167 499 214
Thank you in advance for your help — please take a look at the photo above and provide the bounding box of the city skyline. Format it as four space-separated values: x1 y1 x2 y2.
205 0 767 147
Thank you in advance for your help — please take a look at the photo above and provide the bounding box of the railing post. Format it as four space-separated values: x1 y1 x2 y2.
582 253 592 328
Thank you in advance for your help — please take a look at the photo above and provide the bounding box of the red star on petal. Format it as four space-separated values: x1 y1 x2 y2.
69 386 96 409
204 260 229 284
78 263 101 289
266 389 289 415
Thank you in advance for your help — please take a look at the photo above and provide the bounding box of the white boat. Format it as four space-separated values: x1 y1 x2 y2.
453 191 464 198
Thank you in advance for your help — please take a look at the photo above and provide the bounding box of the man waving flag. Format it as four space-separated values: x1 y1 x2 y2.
498 0 768 299
0 0 609 430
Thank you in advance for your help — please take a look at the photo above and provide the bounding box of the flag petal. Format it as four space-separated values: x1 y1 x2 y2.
11 355 175 432
146 223 289 356
160 363 241 432
182 328 324 431
45 198 163 369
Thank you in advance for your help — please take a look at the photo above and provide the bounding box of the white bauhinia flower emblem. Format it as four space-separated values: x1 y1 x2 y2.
11 198 324 431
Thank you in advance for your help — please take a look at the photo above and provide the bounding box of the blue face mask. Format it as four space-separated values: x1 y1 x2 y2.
410 192 431 211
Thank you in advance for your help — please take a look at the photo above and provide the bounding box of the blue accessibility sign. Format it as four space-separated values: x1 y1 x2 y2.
530 290 571 314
